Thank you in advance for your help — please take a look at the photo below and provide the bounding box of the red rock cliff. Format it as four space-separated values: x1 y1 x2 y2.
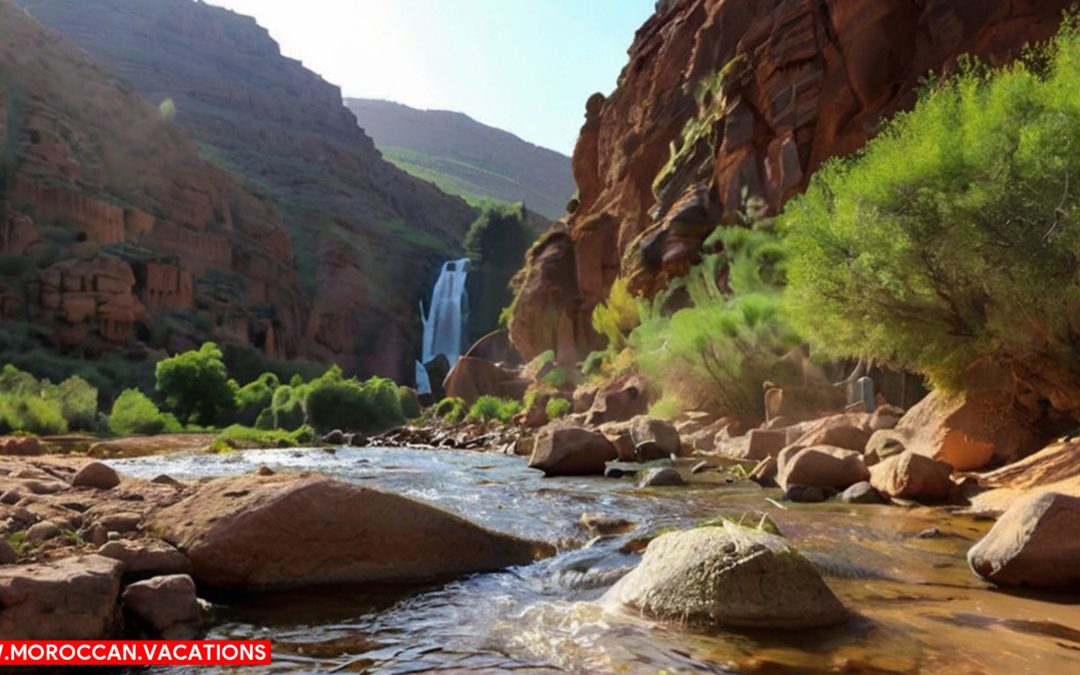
20 0 479 380
509 0 1072 364
0 0 305 358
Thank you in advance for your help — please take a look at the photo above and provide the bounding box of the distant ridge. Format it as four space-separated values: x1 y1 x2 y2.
346 99 575 220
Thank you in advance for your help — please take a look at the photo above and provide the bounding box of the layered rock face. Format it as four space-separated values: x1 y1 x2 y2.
20 0 478 379
0 0 304 358
509 0 1072 363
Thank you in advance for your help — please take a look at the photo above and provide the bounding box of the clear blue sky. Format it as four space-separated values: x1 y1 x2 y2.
205 0 656 155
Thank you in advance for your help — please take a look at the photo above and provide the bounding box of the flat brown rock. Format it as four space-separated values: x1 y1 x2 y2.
0 555 123 639
154 473 554 589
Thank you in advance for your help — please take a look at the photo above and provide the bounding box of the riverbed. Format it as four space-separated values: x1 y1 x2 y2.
109 447 1080 673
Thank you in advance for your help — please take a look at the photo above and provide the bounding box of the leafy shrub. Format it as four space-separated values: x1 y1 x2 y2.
433 397 467 425
359 376 406 431
630 221 800 423
0 366 99 433
0 394 66 435
303 368 405 433
234 373 279 427
254 407 275 430
208 424 316 453
545 397 571 420
44 376 97 431
783 21 1080 398
270 384 307 430
108 389 180 436
155 342 236 425
468 395 522 424
398 386 421 420
591 278 640 356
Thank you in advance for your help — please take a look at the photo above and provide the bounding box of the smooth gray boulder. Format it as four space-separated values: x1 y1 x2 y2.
604 523 848 629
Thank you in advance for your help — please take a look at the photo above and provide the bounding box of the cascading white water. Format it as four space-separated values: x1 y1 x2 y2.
416 258 471 392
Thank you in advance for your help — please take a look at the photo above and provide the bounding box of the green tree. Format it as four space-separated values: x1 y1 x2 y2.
782 20 1080 407
155 342 235 425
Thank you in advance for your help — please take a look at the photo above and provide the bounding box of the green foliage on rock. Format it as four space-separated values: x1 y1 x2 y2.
545 397 571 420
155 342 235 425
467 395 522 424
433 396 467 425
108 389 180 436
630 219 800 422
782 20 1080 394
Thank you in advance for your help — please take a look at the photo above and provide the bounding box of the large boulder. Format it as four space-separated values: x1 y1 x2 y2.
0 436 43 456
627 415 681 460
153 474 553 589
98 539 192 577
122 574 202 638
787 413 878 453
72 461 121 490
883 389 1045 471
0 555 123 639
584 373 649 425
528 424 618 476
604 524 848 629
776 445 870 492
869 451 953 501
968 492 1080 588
443 356 523 405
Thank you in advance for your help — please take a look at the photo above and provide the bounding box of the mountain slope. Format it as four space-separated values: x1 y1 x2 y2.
20 0 478 379
347 99 575 220
0 0 305 363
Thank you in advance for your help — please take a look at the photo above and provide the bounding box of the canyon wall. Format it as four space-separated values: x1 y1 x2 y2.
0 0 304 359
19 0 479 379
509 0 1072 364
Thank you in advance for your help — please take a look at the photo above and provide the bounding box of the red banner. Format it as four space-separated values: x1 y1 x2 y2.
0 641 271 666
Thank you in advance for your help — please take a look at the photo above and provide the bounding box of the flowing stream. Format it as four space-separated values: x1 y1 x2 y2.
108 448 1080 674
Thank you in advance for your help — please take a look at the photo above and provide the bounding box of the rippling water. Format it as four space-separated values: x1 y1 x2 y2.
109 447 1080 674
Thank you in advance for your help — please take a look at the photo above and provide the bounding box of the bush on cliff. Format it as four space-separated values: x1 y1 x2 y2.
783 20 1080 401
433 397 467 425
630 220 800 423
108 389 181 436
155 342 236 425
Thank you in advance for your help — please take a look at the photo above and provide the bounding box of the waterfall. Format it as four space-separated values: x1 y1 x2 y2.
416 258 471 392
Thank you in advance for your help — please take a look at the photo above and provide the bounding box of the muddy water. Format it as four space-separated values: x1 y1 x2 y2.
109 447 1080 674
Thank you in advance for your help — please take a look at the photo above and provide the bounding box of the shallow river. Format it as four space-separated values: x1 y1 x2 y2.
108 447 1080 674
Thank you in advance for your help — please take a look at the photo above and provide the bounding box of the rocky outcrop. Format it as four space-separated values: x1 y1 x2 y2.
121 574 202 638
869 451 954 501
872 388 1046 471
0 555 123 639
604 524 847 629
972 441 1080 511
21 0 478 379
509 0 1072 364
153 473 553 589
968 492 1080 589
776 445 869 493
0 0 306 360
528 424 619 476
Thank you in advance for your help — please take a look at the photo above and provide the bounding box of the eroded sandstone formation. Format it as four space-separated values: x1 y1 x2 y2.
0 0 305 358
20 0 479 379
510 0 1072 364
